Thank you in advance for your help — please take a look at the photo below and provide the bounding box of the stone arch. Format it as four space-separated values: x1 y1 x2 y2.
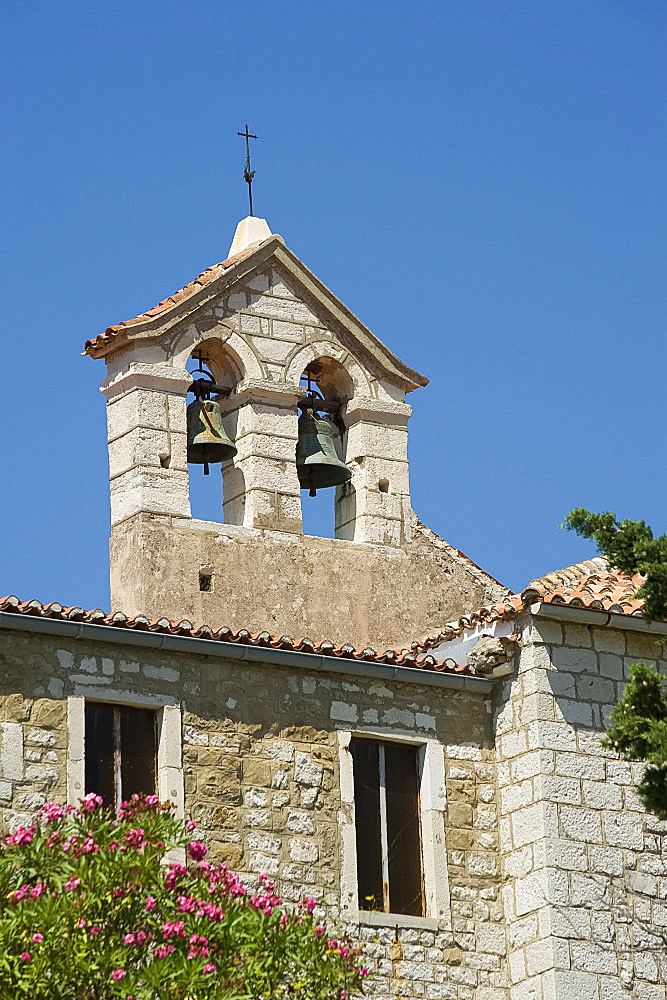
285 342 371 399
173 324 263 385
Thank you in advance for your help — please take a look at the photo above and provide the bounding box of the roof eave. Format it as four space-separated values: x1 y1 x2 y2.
530 601 664 635
271 243 429 393
84 236 284 359
84 237 429 393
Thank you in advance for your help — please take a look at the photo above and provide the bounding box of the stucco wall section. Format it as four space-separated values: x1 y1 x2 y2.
0 627 508 1000
493 614 667 1000
109 510 506 650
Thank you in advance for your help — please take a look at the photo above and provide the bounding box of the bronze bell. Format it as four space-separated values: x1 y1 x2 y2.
187 397 237 474
296 409 351 496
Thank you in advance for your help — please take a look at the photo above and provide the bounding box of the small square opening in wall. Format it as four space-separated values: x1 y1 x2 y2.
378 479 390 493
199 574 213 592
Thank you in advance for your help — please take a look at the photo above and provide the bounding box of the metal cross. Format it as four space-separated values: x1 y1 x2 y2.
237 124 258 216
192 349 211 374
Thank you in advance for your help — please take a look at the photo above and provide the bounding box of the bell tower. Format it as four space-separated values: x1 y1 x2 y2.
87 216 507 649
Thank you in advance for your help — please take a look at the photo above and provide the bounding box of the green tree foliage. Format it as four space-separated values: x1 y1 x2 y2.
563 508 667 620
601 663 667 819
564 508 667 819
0 794 368 999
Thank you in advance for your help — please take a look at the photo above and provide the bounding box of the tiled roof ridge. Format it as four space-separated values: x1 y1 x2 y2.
84 241 266 355
525 556 608 592
410 560 648 652
0 595 474 678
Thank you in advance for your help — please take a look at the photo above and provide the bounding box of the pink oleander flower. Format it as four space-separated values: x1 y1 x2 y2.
165 863 186 889
79 836 98 854
31 933 44 944
360 966 369 977
76 919 87 929
125 827 145 848
20 952 31 962
123 933 136 946
145 895 156 912
8 826 35 847
65 878 81 892
136 930 147 944
198 902 224 922
315 923 324 936
187 840 207 861
42 802 64 823
111 968 125 981
90 925 100 936
302 896 318 914
161 920 185 940
203 963 215 974
83 792 103 810
154 944 174 959
185 820 196 832
145 794 159 806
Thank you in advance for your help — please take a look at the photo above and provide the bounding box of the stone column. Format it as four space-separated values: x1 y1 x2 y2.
219 381 303 534
336 398 412 546
101 364 191 526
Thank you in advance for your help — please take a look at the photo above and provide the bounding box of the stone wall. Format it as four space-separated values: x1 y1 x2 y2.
109 510 506 651
0 624 509 1000
3 611 664 998
494 611 667 1000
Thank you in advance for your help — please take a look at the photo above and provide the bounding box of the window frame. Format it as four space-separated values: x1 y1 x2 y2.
67 695 184 818
338 728 451 930
84 702 158 811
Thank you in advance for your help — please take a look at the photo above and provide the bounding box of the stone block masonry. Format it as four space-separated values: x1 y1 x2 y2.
2 605 664 998
0 624 509 1000
494 612 667 1000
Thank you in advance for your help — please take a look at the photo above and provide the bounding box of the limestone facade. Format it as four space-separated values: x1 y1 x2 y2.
1 599 665 999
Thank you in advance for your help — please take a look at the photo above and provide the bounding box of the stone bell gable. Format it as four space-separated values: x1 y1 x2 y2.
87 218 507 648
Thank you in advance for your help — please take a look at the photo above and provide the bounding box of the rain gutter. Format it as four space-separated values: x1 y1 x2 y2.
530 602 667 637
0 613 492 693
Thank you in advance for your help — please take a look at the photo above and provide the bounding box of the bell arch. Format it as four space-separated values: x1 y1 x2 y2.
285 343 371 398
295 354 355 541
174 324 263 384
185 338 248 526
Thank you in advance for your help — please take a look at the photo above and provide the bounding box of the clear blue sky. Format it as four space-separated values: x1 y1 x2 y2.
0 1 664 615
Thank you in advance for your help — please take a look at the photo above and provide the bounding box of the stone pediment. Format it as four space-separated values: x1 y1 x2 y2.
86 234 428 395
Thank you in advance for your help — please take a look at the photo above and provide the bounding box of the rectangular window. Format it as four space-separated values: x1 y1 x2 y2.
350 737 424 917
85 703 157 810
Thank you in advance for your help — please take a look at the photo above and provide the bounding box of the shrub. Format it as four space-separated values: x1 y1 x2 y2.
0 793 367 999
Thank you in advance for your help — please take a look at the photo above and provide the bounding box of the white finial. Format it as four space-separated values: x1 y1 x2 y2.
228 216 272 258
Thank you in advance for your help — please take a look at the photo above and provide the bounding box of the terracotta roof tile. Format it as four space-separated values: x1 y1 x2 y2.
0 596 472 677
83 245 262 356
411 558 649 652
